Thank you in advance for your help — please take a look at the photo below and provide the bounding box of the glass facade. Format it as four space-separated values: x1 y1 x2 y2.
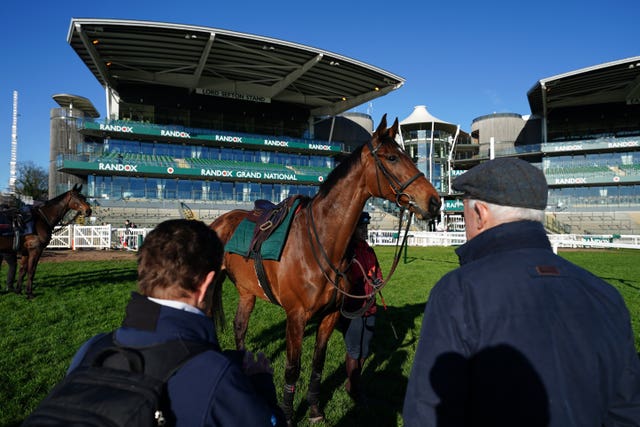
86 139 334 169
78 138 333 202
88 174 317 202
402 128 453 193
543 147 640 209
549 185 640 209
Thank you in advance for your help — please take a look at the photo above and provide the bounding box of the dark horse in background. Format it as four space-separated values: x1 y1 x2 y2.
210 115 441 425
0 184 92 299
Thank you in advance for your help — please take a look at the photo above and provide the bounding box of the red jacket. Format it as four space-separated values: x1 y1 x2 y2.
344 239 382 316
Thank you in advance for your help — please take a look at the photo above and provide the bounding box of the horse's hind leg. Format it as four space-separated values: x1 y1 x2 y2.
282 310 306 426
307 310 341 423
4 253 17 291
234 292 256 351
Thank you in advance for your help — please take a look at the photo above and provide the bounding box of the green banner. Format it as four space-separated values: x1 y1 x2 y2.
443 199 464 212
61 159 327 184
82 121 342 152
542 138 639 153
547 175 635 185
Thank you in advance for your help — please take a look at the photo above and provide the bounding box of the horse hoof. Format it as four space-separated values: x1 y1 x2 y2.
26 293 35 300
286 419 297 427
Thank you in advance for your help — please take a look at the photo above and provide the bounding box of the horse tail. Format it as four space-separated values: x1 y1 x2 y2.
209 267 228 331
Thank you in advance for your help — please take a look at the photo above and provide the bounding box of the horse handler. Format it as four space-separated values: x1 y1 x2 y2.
339 211 382 404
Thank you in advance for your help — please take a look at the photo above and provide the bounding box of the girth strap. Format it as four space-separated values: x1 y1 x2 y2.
251 250 281 306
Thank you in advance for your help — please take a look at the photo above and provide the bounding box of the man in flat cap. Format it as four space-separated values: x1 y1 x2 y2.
403 158 640 427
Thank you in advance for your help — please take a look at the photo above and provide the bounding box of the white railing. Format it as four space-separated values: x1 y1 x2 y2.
46 225 151 251
49 227 73 248
547 234 640 252
113 227 150 251
73 225 112 249
369 230 467 247
44 226 639 252
369 230 640 252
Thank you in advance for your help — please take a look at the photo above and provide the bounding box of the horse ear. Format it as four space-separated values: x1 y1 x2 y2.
388 117 399 139
72 183 78 191
374 114 388 136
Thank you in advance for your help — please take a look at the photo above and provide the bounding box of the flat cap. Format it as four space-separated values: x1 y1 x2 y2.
453 158 548 210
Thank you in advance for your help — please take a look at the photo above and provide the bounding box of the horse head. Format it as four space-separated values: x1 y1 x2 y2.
69 184 92 217
362 114 441 220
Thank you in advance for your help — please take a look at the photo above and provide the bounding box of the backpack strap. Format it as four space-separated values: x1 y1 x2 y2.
83 332 217 381
138 339 216 382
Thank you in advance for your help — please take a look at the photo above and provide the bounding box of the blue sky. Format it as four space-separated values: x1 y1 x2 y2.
1 0 638 192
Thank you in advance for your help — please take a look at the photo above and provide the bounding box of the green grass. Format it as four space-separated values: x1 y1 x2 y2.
1 247 638 426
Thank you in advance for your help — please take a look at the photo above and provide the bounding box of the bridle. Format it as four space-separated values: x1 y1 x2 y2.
366 137 425 213
37 192 89 231
306 136 424 304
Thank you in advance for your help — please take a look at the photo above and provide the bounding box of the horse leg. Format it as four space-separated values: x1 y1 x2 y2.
282 311 306 427
307 310 341 423
15 256 28 294
25 252 42 299
5 253 17 291
234 292 256 351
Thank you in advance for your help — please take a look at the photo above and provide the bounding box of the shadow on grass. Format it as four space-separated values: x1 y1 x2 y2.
599 276 640 291
0 263 137 299
331 303 424 426
243 301 426 426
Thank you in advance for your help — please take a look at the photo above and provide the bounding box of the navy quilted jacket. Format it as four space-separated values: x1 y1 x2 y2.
69 293 283 427
403 220 640 426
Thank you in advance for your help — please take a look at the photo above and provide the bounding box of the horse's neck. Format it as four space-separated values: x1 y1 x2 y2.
310 174 369 259
39 198 69 227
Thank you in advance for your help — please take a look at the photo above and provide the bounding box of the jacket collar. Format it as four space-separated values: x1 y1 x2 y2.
119 292 220 348
455 220 552 266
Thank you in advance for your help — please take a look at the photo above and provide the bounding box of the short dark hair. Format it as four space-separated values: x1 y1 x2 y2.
137 219 223 299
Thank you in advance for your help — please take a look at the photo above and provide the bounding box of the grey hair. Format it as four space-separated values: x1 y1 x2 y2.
467 199 545 223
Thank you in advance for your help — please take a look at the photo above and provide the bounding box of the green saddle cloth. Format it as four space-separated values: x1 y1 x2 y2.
225 199 300 260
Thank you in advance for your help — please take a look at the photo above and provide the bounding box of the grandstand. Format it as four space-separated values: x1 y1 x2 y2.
47 19 639 236
49 18 404 216
453 57 640 235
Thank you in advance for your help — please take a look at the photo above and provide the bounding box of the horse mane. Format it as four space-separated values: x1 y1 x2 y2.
316 128 403 198
48 191 69 204
317 144 365 198
44 187 76 206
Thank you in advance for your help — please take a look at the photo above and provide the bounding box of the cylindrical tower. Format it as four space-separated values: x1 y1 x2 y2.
49 106 85 198
470 113 525 158
399 106 459 194
49 94 100 198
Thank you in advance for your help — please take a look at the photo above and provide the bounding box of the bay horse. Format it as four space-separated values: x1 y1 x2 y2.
0 184 92 299
210 115 440 425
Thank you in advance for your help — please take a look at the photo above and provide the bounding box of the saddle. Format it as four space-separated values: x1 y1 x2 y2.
244 197 301 258
225 196 303 306
0 206 33 251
